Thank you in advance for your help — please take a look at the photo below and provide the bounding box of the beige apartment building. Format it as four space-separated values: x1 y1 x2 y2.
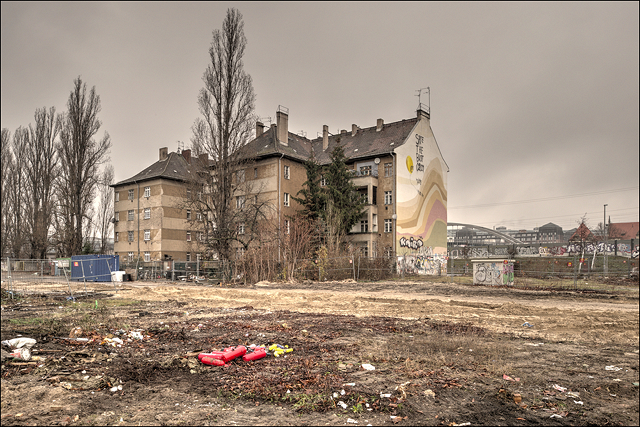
112 106 448 274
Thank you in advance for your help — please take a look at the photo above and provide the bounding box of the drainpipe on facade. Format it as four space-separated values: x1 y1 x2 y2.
277 152 284 263
389 151 397 273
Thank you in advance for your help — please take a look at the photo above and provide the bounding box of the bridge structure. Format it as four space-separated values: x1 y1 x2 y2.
447 222 524 245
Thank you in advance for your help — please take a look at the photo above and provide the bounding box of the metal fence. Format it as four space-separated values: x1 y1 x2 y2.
118 259 231 283
2 253 637 298
1 257 121 299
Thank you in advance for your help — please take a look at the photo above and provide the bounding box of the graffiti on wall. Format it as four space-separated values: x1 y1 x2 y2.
397 252 447 276
473 261 514 286
449 242 639 259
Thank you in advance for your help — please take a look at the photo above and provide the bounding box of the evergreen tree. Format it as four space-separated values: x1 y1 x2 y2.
324 145 365 250
293 150 326 221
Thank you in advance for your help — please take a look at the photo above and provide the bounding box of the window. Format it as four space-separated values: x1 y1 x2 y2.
196 253 202 262
384 191 392 205
360 220 368 233
114 212 119 223
238 223 245 235
254 168 258 178
197 191 202 200
186 231 191 242
385 246 393 257
384 219 392 233
115 192 119 202
283 193 290 207
144 186 150 198
372 186 377 205
128 252 134 261
115 232 119 242
284 219 290 235
144 229 150 241
320 175 327 186
360 243 369 257
186 209 191 220
187 188 192 199
236 195 245 209
197 231 204 241
144 208 150 219
128 210 134 221
144 252 150 262
186 252 191 262
237 170 245 184
360 165 371 176
384 162 393 177
128 189 134 200
196 212 202 221
284 165 290 179
372 214 377 232
128 231 134 242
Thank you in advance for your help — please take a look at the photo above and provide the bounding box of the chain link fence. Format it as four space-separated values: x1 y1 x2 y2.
1 257 122 299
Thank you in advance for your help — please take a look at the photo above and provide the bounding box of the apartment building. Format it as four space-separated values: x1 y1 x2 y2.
112 106 448 274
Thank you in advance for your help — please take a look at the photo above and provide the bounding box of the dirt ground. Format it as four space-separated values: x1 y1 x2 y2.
1 278 638 426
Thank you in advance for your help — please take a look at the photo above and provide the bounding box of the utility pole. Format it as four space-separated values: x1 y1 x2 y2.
604 204 608 275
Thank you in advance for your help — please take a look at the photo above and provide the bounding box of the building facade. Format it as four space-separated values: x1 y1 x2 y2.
112 106 449 274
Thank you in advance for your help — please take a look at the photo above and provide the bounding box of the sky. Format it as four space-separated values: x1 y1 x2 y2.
2 2 638 233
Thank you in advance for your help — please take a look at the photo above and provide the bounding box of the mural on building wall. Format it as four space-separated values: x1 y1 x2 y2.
395 120 447 275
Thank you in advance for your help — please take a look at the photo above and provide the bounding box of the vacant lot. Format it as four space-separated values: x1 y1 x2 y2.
1 278 638 426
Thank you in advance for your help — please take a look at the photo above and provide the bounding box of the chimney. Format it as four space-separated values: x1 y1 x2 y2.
182 149 191 164
198 153 208 167
322 125 329 151
352 124 358 137
417 106 430 120
256 121 264 138
376 119 384 132
276 106 289 146
159 147 168 161
340 129 347 135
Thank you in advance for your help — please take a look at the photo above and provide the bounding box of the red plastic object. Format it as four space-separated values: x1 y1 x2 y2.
242 348 266 362
198 352 224 361
221 346 247 363
200 356 226 366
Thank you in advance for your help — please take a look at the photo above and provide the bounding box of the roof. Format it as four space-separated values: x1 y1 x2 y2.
112 152 193 187
608 222 640 239
241 116 420 165
569 222 595 242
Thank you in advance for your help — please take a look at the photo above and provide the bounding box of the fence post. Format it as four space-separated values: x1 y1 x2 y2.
80 260 88 297
6 257 13 299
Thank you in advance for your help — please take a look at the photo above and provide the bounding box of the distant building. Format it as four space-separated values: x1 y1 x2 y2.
608 222 639 240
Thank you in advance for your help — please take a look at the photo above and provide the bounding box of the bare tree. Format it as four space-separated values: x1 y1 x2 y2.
57 77 112 256
282 215 320 281
95 165 114 254
1 128 12 256
24 107 60 259
5 128 30 257
188 8 258 263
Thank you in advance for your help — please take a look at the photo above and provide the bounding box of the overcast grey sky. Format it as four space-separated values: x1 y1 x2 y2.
2 2 638 232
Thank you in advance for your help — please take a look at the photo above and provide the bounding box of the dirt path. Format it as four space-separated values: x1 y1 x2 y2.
115 281 639 345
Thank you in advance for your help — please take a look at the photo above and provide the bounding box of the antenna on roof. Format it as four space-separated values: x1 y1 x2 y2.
177 141 184 153
415 87 430 115
297 130 307 138
259 116 272 125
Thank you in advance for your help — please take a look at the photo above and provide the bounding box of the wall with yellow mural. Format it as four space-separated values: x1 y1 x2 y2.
394 114 448 275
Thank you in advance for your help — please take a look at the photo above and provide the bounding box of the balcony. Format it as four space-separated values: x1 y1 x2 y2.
351 169 378 188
